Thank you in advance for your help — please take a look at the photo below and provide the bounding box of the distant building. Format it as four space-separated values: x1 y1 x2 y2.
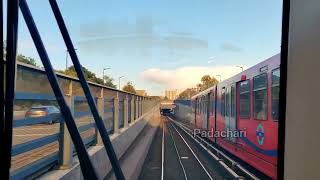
165 90 180 100
136 90 147 96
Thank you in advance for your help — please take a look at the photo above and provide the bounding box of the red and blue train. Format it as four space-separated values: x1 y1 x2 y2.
191 54 280 179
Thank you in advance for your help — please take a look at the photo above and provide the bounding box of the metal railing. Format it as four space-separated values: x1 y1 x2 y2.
10 62 158 179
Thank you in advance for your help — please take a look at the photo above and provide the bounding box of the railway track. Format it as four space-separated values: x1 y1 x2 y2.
140 116 261 180
167 116 260 180
164 117 215 180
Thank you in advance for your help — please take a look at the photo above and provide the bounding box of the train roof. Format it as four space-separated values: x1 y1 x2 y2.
191 53 280 100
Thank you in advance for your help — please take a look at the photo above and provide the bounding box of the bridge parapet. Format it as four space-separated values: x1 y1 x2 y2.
10 62 159 179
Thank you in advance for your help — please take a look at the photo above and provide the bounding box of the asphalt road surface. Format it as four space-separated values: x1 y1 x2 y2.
11 115 96 172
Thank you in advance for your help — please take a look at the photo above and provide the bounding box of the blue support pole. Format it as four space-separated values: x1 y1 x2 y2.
2 0 19 179
19 0 98 179
0 0 5 177
48 1 125 179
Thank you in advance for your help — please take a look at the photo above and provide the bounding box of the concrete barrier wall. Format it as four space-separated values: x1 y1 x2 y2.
38 106 160 180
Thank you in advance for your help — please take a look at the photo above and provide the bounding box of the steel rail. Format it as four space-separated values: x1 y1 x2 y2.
168 117 258 180
161 119 165 180
164 119 188 180
167 118 214 180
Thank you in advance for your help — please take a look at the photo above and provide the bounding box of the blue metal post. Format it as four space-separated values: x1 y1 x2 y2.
2 0 19 179
0 0 5 177
48 1 125 179
19 0 98 179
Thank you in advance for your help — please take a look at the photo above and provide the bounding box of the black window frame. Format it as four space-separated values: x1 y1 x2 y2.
231 85 235 118
211 92 215 115
271 68 280 121
239 80 251 119
221 88 225 116
253 73 268 120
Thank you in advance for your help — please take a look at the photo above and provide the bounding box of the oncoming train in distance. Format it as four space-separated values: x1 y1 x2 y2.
190 54 280 179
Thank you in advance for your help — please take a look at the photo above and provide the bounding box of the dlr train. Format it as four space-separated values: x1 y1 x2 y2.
191 54 280 179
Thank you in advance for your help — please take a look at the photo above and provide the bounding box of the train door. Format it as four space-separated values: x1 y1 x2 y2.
224 85 237 142
206 93 211 129
202 96 208 129
195 98 198 125
229 85 237 142
224 87 230 139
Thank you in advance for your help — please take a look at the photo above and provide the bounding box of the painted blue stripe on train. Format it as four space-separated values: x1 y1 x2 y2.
239 135 278 157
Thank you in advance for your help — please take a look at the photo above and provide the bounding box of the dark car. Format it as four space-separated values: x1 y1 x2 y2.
160 108 173 115
25 106 61 124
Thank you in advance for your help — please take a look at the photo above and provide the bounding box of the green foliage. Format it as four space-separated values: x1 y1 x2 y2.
59 65 117 88
178 88 198 99
122 81 136 94
3 41 38 66
16 55 38 66
3 41 117 88
103 75 117 89
199 75 219 91
178 75 219 99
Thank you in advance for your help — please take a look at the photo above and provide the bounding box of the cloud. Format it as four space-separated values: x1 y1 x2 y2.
140 65 247 90
207 57 215 64
18 39 63 54
221 43 243 52
78 18 207 57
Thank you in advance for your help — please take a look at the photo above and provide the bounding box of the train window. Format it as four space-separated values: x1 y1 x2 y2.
240 80 250 119
199 99 201 114
211 93 215 115
201 99 204 113
272 68 280 120
196 99 199 114
226 89 229 116
221 88 225 116
231 86 235 117
253 73 268 120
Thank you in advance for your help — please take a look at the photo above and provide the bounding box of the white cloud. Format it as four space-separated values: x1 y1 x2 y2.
18 39 63 54
221 43 243 52
140 65 247 91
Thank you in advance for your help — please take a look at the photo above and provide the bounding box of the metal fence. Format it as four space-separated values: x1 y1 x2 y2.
10 62 157 179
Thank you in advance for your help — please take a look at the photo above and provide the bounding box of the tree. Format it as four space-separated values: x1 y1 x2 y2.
122 82 136 94
17 55 38 66
178 88 198 99
3 41 38 66
59 65 117 88
199 75 219 91
103 75 117 89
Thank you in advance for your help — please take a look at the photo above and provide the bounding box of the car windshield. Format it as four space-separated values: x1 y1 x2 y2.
30 107 47 111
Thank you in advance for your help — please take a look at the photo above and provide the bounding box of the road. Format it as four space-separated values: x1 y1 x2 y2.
139 116 236 180
11 115 96 172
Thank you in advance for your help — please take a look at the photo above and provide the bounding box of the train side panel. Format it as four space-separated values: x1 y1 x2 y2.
192 54 280 179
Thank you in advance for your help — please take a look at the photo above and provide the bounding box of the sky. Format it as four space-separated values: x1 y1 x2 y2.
6 0 283 96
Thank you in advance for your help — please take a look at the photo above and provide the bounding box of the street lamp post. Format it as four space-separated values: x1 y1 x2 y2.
102 67 110 84
118 76 124 90
216 74 222 82
65 48 77 70
236 65 244 72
